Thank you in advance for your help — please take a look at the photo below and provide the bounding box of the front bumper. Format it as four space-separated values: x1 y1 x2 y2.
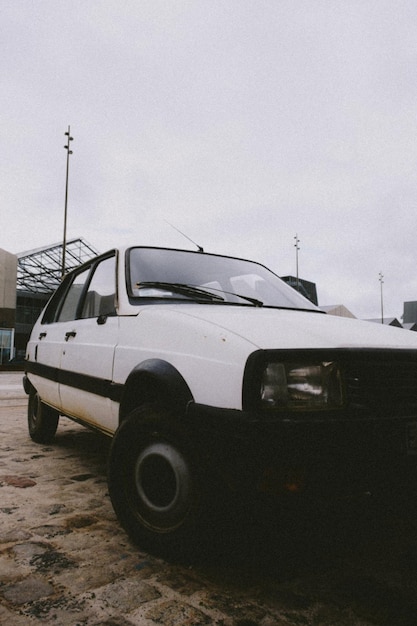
186 402 417 500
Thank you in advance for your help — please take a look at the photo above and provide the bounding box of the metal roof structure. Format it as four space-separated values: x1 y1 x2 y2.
16 237 99 294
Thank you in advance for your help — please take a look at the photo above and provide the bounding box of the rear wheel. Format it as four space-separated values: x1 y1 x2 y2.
28 391 59 443
108 403 216 560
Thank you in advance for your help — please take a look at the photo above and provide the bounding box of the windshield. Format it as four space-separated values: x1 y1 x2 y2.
127 247 319 311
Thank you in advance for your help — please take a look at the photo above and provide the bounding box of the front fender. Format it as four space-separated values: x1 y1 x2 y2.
119 359 193 422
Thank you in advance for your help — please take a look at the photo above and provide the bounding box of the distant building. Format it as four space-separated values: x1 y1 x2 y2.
321 304 356 318
365 318 403 328
280 276 318 305
0 238 98 365
0 248 18 364
403 322 417 331
403 301 417 325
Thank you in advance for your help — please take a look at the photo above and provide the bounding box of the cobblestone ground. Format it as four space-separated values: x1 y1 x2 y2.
1 372 417 625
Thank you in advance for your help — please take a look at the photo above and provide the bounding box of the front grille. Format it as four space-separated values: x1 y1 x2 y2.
343 350 417 417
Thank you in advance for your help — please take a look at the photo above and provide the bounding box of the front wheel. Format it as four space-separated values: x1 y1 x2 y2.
28 391 59 443
108 404 216 560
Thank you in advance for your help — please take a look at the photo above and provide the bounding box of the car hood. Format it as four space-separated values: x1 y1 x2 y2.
154 305 417 351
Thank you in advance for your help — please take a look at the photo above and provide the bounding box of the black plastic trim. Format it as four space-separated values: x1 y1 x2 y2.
120 358 193 418
25 360 123 403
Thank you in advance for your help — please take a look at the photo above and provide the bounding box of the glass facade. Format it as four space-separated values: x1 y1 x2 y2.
16 294 49 326
0 328 14 364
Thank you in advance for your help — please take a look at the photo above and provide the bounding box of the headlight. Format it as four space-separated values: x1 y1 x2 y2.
260 361 343 410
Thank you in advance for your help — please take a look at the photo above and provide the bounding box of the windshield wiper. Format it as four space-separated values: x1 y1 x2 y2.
136 282 264 307
136 282 225 302
233 293 263 307
194 285 263 307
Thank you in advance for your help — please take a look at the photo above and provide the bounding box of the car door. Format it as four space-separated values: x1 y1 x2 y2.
59 253 119 434
29 312 66 411
27 266 91 410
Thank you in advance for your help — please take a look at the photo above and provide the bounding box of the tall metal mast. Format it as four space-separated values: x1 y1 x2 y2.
379 272 384 324
62 126 74 278
294 233 300 291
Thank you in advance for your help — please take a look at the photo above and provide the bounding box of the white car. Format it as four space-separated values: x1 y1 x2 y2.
24 246 417 558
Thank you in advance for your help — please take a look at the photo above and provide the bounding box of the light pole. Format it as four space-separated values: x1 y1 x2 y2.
294 234 300 291
62 126 73 278
379 272 384 324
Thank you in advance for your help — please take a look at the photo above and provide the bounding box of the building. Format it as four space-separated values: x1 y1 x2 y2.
403 322 417 331
0 249 18 364
0 238 98 365
280 275 318 305
320 304 356 318
403 301 417 325
364 318 403 328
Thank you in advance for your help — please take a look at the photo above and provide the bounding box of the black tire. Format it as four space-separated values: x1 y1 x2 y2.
28 390 59 443
108 403 216 560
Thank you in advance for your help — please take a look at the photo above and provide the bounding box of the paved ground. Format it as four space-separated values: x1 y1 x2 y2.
1 371 417 625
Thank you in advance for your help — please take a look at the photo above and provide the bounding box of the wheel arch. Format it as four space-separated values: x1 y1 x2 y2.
118 359 193 424
23 374 35 396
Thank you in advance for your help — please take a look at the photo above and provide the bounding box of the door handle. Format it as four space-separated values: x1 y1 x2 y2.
39 332 47 340
65 331 77 341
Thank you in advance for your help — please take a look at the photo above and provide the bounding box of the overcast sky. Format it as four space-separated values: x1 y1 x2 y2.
2 1 417 319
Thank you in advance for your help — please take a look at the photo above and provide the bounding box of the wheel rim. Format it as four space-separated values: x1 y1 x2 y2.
133 441 193 532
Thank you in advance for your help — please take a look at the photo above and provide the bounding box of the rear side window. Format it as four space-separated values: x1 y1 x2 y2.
40 253 116 324
81 256 116 318
41 267 91 324
57 268 91 322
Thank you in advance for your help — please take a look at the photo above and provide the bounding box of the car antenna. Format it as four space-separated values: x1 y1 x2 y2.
165 220 204 252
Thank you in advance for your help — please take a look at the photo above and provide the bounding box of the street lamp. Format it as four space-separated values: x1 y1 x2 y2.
294 234 300 291
379 272 384 324
62 126 73 278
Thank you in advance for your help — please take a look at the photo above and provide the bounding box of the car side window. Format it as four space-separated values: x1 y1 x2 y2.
57 267 91 322
81 255 116 319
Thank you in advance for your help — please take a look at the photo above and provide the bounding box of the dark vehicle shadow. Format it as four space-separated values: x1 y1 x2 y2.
54 422 111 455
52 424 417 581
198 495 371 573
193 493 417 626
51 424 417 625
193 490 417 580
51 422 112 485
